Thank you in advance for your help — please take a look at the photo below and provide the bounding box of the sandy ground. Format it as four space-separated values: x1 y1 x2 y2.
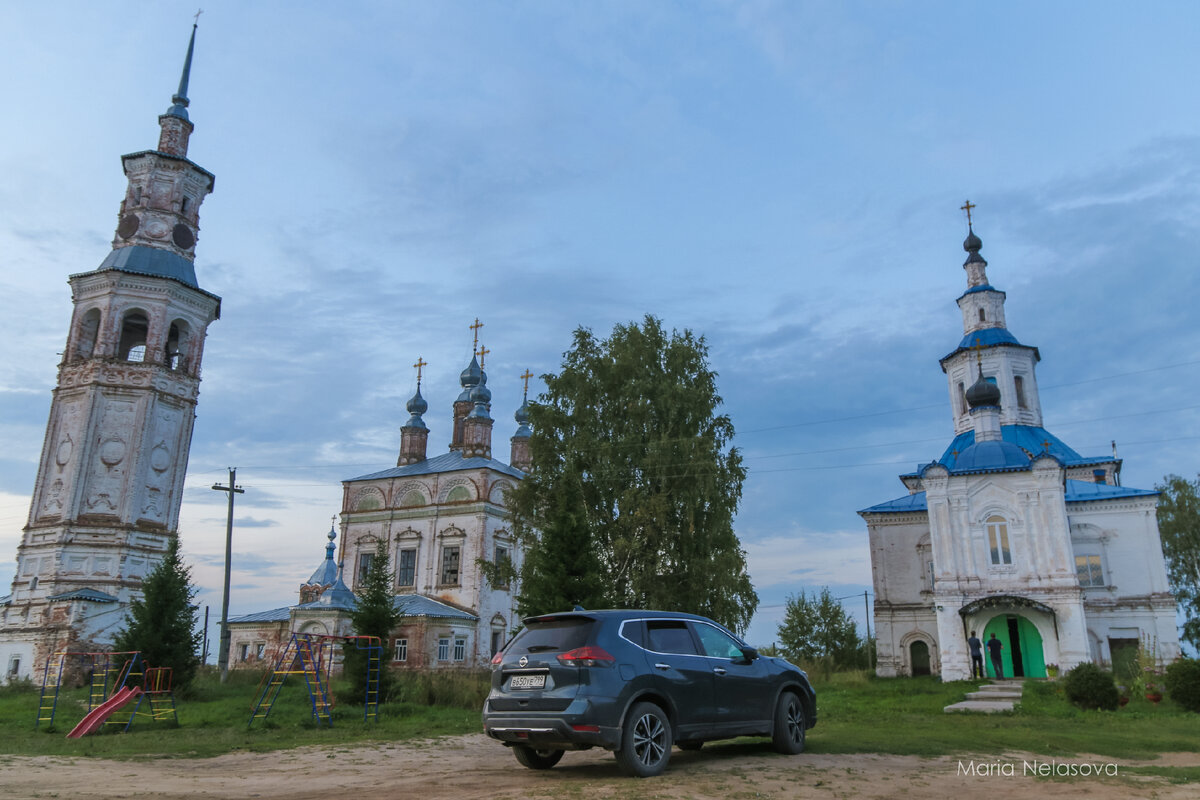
0 734 1196 800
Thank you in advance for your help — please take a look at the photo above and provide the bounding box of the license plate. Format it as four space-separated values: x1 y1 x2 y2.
509 674 546 690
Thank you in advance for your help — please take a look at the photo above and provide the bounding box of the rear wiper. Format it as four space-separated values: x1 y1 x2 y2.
523 645 559 653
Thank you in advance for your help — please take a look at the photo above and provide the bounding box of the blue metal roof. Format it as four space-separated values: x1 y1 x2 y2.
860 491 928 514
943 439 1032 473
46 588 119 603
94 245 200 288
1064 480 1158 503
348 450 524 483
961 284 999 296
395 594 478 620
227 606 291 624
296 572 356 611
956 326 1020 350
933 425 1096 468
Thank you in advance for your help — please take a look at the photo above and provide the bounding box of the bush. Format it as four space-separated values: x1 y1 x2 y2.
1062 662 1119 710
1164 658 1200 713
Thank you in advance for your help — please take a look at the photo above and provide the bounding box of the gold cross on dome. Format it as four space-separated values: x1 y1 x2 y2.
412 357 427 386
476 345 490 369
470 318 484 350
520 369 534 397
1042 440 1051 451
961 199 976 228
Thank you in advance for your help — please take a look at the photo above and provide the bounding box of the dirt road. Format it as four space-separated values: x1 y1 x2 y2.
1 734 1195 799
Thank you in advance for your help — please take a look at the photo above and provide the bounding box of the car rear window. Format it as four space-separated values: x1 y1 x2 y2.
508 617 595 655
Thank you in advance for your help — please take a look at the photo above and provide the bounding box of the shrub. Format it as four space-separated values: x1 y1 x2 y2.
1164 658 1200 713
1062 662 1119 710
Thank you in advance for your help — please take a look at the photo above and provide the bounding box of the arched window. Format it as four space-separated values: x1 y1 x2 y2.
986 515 1012 565
166 320 190 371
1014 376 1027 409
74 308 101 361
957 382 967 416
978 308 986 322
118 311 149 362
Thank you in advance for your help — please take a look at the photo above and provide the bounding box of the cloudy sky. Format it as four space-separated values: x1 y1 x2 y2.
2 1 1199 649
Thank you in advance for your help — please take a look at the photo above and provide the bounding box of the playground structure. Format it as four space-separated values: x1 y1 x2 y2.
36 650 178 735
249 632 382 726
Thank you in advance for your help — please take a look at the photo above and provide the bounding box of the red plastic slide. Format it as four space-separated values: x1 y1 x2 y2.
66 686 143 738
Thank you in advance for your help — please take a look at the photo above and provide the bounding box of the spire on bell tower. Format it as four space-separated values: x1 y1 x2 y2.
159 19 200 157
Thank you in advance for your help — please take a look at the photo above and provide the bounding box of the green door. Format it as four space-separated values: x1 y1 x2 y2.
983 615 1045 678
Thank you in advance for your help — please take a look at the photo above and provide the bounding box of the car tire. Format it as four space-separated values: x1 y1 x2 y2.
771 691 806 755
513 745 565 770
677 741 703 751
615 702 672 777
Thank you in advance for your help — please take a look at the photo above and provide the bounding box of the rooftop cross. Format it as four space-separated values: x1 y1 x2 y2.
477 345 490 369
470 318 484 350
412 356 427 387
961 199 976 230
194 8 203 24
520 368 534 399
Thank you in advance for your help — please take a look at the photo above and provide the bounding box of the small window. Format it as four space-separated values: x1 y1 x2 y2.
437 638 450 661
357 552 374 585
1076 554 1105 587
978 308 986 322
255 643 265 660
396 548 416 587
440 546 460 585
394 638 408 662
453 638 466 662
987 516 1012 565
180 196 190 214
490 630 504 656
958 382 967 416
494 545 510 589
646 620 698 655
926 560 935 591
29 576 38 591
8 657 19 676
239 643 249 662
1014 376 1027 409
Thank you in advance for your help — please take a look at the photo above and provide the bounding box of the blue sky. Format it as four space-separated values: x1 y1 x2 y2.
1 1 1199 649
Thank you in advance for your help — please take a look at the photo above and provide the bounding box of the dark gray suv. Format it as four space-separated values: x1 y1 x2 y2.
482 609 817 777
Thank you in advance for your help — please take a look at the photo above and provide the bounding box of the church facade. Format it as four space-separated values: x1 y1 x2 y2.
227 351 530 670
0 26 221 682
860 222 1180 681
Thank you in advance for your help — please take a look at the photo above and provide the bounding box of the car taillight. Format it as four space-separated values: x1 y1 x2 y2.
557 646 615 667
490 651 504 666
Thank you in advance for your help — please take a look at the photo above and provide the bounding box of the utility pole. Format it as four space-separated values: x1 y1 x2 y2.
212 468 244 683
864 590 873 672
201 604 210 665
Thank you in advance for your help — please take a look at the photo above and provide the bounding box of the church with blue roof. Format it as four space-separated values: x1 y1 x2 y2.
859 215 1179 681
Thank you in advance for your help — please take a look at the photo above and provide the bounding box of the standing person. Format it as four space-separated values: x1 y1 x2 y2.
967 631 984 679
986 633 1004 679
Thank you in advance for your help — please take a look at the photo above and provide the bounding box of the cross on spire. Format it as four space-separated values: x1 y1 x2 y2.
193 8 204 24
520 369 534 399
412 356 427 387
476 345 490 369
470 318 484 350
961 199 976 230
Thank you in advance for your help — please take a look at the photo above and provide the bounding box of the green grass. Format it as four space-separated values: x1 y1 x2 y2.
0 668 479 759
807 672 1199 760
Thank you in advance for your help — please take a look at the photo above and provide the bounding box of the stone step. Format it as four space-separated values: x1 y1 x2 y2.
965 689 1022 700
944 699 1015 713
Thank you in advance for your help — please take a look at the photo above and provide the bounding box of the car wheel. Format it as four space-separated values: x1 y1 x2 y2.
677 741 703 751
771 691 806 755
513 745 565 770
615 702 672 777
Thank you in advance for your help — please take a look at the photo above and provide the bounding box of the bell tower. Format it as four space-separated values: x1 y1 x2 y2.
0 22 221 679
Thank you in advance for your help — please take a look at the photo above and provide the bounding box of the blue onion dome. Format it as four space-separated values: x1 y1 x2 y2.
514 398 530 426
406 385 428 416
471 379 492 406
966 372 1001 408
459 355 482 389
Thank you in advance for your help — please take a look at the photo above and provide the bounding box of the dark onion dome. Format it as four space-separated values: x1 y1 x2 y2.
966 372 1001 408
513 399 532 438
459 355 482 389
963 227 986 265
406 385 428 416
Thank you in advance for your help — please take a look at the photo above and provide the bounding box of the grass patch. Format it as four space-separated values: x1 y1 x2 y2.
0 668 479 759
807 674 1200 760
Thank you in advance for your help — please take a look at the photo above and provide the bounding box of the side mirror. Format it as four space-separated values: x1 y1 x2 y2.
739 646 759 662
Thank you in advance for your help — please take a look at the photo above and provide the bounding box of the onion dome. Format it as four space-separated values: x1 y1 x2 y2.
457 355 482 401
403 385 428 429
963 227 986 266
513 399 532 438
965 370 1001 408
468 380 492 419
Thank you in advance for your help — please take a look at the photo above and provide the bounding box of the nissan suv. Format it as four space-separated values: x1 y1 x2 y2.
482 609 817 777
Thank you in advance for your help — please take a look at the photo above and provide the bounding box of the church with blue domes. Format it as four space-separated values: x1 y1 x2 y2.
860 218 1180 681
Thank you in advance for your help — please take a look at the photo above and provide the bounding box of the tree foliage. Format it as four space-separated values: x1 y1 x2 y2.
343 539 402 700
113 536 201 690
511 315 757 633
776 588 865 670
1155 474 1200 651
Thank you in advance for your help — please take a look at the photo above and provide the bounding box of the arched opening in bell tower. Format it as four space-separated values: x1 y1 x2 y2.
118 310 150 362
166 320 190 371
74 308 102 361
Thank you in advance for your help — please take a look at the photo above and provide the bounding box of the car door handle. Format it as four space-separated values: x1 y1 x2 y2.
712 667 727 675
654 663 670 671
